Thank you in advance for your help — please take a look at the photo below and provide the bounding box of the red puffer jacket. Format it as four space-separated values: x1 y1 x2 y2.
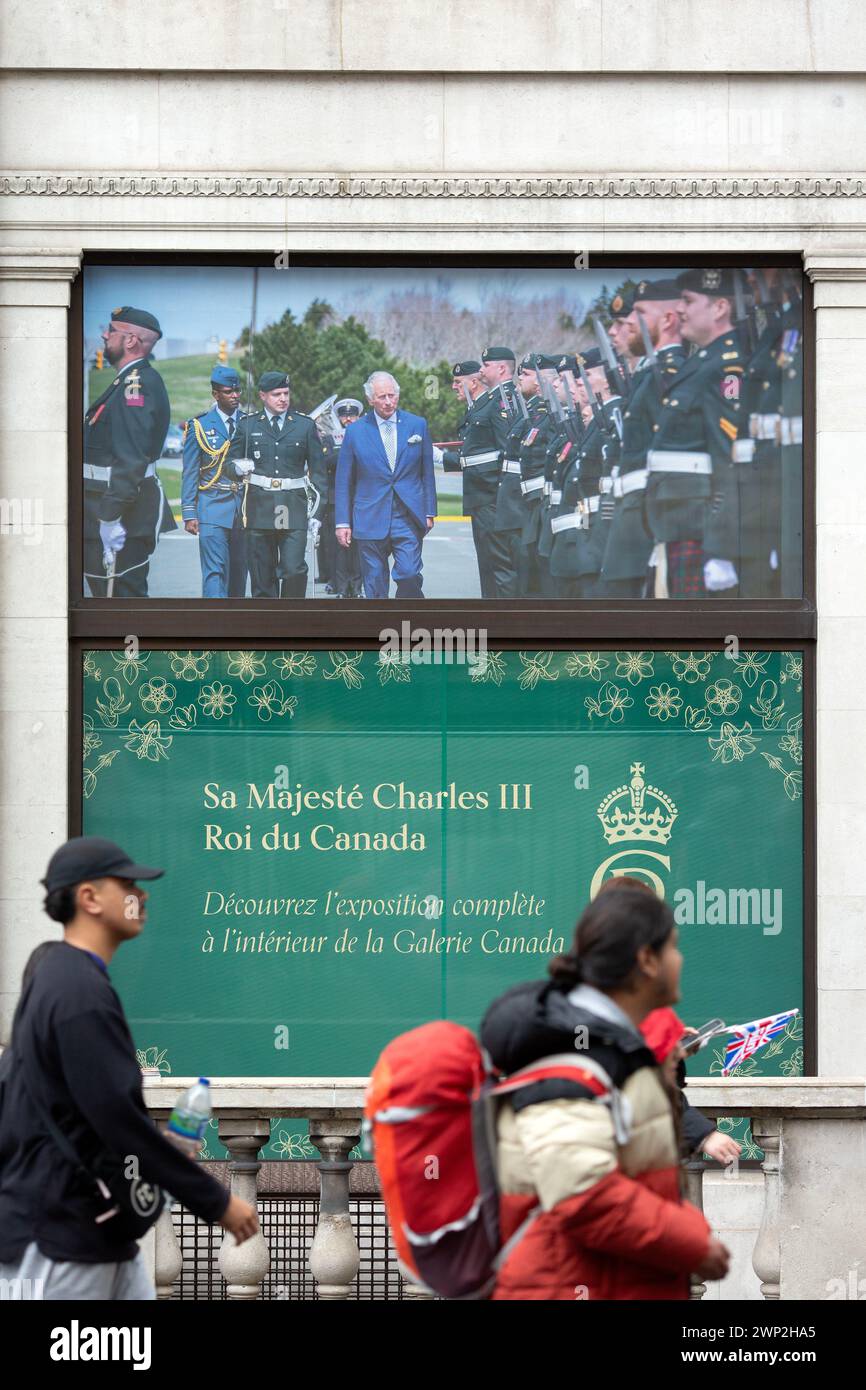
480 981 711 1301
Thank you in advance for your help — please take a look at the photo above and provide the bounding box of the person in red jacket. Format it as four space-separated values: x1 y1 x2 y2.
480 885 730 1300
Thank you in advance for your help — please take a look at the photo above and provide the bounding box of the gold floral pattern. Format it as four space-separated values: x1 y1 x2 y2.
94 677 131 729
565 652 609 681
645 683 683 721
708 721 759 764
198 682 236 720
122 719 172 762
247 681 298 722
704 680 742 716
750 679 785 731
139 677 177 714
666 651 712 684
615 651 654 686
585 681 634 724
378 651 412 684
169 651 212 681
111 652 149 684
732 651 770 687
227 652 267 685
323 651 365 688
518 652 559 689
469 650 506 684
273 652 317 679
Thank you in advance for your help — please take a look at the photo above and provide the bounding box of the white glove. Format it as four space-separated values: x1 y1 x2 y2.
99 518 126 561
432 446 444 466
234 458 255 478
704 558 739 592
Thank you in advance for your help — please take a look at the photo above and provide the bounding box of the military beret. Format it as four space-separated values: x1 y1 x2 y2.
452 360 481 377
481 346 516 364
520 353 559 372
633 278 682 303
575 348 605 371
211 365 240 388
676 268 735 299
111 306 162 339
557 354 579 375
608 292 634 320
335 397 363 416
258 370 290 391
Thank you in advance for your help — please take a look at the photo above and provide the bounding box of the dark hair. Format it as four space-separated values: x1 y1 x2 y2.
43 885 78 925
549 887 675 991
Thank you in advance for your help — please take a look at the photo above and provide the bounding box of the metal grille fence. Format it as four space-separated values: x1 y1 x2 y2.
172 1194 406 1300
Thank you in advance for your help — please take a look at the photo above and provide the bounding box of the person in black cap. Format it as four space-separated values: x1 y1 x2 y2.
328 399 364 597
599 279 686 596
0 837 258 1300
607 290 640 374
450 347 516 598
643 271 744 597
181 364 248 598
493 354 556 596
226 371 328 598
83 306 176 599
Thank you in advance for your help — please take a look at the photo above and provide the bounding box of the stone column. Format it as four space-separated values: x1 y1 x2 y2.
684 1158 708 1299
751 1117 782 1300
308 1121 361 1300
805 251 866 1079
153 1205 183 1300
218 1117 271 1299
0 248 81 1039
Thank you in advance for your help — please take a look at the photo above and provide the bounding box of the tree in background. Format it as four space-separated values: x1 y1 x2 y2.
240 301 462 441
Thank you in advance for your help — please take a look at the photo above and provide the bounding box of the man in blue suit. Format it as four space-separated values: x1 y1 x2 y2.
181 365 247 597
335 371 436 598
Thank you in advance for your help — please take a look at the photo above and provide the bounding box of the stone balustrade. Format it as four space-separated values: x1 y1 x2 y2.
141 1076 866 1301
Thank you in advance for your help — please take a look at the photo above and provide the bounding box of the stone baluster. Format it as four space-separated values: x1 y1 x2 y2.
684 1157 708 1300
218 1118 271 1299
751 1117 782 1300
153 1205 183 1299
309 1121 361 1300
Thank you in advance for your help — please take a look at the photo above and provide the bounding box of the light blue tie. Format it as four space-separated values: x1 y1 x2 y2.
382 417 397 471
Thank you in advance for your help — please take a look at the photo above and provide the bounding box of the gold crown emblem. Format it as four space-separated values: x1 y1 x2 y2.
597 762 678 845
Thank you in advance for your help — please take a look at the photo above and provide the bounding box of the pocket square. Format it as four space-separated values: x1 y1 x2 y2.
408 433 422 444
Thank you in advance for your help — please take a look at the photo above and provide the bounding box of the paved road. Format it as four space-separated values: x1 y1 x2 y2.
145 519 481 599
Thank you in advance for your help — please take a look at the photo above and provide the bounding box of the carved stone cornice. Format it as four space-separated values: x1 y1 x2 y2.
2 173 866 200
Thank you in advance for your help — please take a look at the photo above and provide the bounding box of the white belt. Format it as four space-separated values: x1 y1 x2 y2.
733 439 756 464
614 469 648 497
749 412 781 442
463 450 500 468
543 480 552 497
549 489 562 506
781 416 802 446
500 460 522 475
84 461 157 482
550 496 601 532
248 474 308 491
520 475 545 495
647 450 712 475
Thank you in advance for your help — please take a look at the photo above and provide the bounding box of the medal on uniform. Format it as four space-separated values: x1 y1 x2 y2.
524 427 539 445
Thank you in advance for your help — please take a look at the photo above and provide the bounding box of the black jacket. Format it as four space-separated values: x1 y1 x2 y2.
0 943 229 1263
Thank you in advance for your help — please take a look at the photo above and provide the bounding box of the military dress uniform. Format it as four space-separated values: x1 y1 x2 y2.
444 347 514 599
516 372 557 597
226 373 328 598
181 366 246 598
83 308 174 598
732 294 803 597
644 270 744 597
550 391 622 598
600 332 686 597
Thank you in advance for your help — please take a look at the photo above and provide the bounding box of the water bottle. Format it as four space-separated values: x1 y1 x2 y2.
167 1077 212 1157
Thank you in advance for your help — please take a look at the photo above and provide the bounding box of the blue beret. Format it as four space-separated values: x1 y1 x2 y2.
211 365 240 388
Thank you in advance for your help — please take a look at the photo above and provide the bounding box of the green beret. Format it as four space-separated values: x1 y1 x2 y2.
111 306 162 339
633 278 682 303
608 292 634 320
258 370 290 392
575 348 604 371
452 360 481 377
676 269 735 299
481 346 515 364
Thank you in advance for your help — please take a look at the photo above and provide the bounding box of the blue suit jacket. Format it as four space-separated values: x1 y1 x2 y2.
335 410 436 540
181 405 241 525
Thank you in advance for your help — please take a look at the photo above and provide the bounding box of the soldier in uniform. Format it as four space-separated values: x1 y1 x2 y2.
330 398 364 597
491 354 544 597
181 365 247 598
534 355 584 596
608 290 640 376
83 306 175 597
226 371 328 598
514 355 558 596
733 269 803 597
549 350 622 597
644 269 744 597
441 361 484 471
443 347 514 598
599 279 686 597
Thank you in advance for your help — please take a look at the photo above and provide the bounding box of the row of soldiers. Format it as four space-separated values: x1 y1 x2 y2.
443 267 803 598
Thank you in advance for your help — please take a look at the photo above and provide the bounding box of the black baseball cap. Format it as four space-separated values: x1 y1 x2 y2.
41 837 165 893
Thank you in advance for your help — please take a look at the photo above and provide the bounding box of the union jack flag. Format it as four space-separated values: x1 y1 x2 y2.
722 1009 798 1075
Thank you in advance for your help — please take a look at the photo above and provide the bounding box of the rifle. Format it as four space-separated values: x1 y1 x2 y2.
636 308 664 397
552 362 585 447
592 315 631 397
732 270 757 357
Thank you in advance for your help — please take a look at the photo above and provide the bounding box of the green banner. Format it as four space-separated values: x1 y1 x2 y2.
82 647 804 1133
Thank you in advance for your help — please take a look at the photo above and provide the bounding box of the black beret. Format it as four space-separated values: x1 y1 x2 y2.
633 278 683 303
676 268 735 298
258 370 290 391
575 348 605 371
481 345 516 363
452 360 481 377
608 292 634 319
111 306 162 339
557 354 578 374
520 353 560 372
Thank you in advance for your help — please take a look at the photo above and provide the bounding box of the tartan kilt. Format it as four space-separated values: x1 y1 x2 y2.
666 539 705 596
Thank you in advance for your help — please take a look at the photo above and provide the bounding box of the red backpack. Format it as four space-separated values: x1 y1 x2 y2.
365 1019 617 1299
